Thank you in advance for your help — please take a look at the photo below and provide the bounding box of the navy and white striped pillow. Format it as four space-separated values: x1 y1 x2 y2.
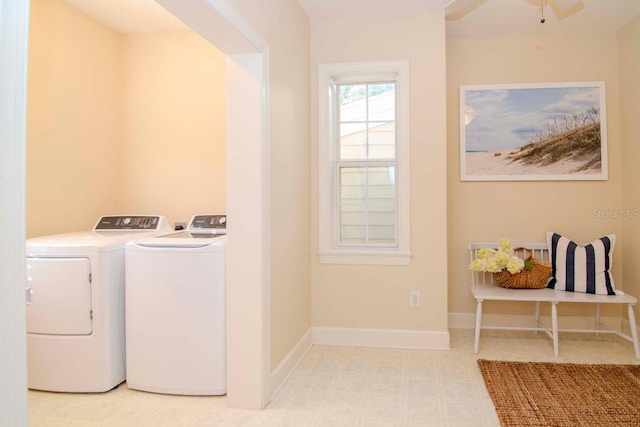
546 232 616 295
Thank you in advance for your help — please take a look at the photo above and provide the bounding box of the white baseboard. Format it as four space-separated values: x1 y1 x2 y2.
311 326 450 350
270 329 312 400
449 312 623 331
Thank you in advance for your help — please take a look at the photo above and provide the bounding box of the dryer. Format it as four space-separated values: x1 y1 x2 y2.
25 215 171 392
125 214 226 395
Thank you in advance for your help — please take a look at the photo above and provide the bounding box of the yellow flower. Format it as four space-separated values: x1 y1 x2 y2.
469 239 525 274
494 250 510 267
500 238 514 252
469 259 486 272
506 258 525 274
485 259 501 273
477 248 495 260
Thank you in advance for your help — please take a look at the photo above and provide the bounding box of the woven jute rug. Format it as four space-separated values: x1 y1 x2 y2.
477 359 640 426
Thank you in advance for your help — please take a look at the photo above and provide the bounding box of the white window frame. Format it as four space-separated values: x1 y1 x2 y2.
318 60 411 266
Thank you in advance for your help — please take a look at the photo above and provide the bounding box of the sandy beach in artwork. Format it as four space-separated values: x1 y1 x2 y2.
465 150 600 176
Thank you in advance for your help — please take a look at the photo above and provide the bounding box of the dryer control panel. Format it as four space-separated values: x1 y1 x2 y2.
94 216 166 231
189 215 227 233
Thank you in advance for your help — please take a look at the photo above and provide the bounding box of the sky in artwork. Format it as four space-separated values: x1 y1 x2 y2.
464 86 601 152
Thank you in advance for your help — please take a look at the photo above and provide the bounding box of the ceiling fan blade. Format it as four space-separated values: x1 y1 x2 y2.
445 0 489 21
547 0 584 20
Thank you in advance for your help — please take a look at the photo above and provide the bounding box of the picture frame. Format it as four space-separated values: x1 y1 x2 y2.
459 81 608 181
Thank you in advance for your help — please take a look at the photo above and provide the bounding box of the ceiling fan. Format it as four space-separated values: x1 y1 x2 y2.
445 0 585 22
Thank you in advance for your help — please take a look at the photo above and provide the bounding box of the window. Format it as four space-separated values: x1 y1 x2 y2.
318 61 411 265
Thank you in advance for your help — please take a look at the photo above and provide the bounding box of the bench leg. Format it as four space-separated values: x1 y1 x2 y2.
595 303 601 336
551 302 559 357
474 299 483 354
627 304 640 360
534 301 540 334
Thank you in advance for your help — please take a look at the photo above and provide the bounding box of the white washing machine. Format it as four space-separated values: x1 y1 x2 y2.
25 215 171 392
125 214 227 396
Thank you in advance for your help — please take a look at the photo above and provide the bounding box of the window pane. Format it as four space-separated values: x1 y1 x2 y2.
368 84 395 121
339 82 396 161
339 84 366 122
339 166 396 245
340 122 366 160
368 122 395 160
367 226 396 243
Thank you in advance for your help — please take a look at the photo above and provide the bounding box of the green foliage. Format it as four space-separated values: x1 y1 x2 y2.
339 83 394 105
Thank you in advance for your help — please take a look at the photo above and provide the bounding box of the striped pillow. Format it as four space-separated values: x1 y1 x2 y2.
546 232 616 295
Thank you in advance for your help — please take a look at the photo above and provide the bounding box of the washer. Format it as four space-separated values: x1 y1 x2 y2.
25 215 171 393
125 214 227 395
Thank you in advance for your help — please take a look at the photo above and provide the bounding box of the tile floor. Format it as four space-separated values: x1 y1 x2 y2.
28 329 640 427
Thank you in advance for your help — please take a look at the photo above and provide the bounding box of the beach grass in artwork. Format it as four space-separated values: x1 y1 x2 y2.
460 82 607 181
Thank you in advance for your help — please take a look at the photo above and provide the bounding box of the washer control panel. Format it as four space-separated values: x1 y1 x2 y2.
189 214 227 233
94 216 166 230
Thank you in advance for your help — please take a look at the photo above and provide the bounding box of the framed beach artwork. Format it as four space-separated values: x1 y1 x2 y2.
459 82 608 181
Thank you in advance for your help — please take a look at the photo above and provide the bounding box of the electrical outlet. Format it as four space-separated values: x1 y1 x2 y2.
410 291 420 307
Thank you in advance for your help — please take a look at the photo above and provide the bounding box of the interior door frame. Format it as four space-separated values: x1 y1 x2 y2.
0 0 30 425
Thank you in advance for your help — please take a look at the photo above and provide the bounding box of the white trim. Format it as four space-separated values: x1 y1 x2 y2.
449 312 623 331
205 0 268 52
225 53 269 409
318 60 411 266
156 0 271 410
270 329 312 399
0 0 29 425
260 49 272 411
312 327 450 350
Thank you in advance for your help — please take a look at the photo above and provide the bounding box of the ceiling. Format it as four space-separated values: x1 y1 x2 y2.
442 0 640 38
61 0 640 38
299 0 640 38
60 0 186 33
296 0 452 20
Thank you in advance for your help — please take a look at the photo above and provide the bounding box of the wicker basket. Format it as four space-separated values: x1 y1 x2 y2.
493 247 552 289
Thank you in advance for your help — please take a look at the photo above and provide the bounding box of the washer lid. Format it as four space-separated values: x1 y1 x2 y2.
129 234 227 249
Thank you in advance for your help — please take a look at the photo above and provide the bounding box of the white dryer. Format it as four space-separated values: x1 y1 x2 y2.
125 214 226 395
26 215 171 392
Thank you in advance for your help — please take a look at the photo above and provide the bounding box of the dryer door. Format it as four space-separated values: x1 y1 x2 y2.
26 257 93 335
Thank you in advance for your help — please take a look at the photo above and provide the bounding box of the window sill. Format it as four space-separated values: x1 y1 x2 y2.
317 250 412 266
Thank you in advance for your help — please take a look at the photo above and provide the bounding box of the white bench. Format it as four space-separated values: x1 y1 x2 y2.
469 242 640 359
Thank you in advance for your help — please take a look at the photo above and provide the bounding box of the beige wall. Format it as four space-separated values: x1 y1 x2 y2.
311 14 449 332
225 0 311 371
27 0 122 238
446 35 624 318
119 31 226 226
619 14 640 324
27 0 227 237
